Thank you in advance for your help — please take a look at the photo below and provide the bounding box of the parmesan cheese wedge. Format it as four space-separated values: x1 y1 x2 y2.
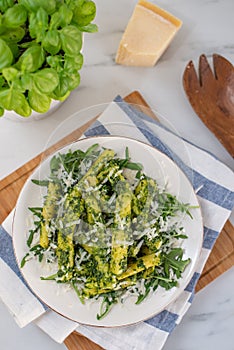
115 0 182 67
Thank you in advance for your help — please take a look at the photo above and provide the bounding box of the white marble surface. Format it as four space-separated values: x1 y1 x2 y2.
164 267 234 350
0 266 233 350
0 0 233 349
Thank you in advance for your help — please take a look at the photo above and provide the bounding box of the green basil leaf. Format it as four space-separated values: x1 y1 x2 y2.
54 70 80 92
52 71 69 97
17 45 45 72
21 72 34 90
64 53 83 71
0 39 13 70
49 11 60 30
0 75 6 88
33 68 59 94
3 4 27 28
60 25 82 56
46 55 63 70
78 23 98 33
18 0 56 15
0 27 25 43
50 90 70 101
0 106 4 116
2 67 18 83
66 71 80 90
42 30 61 55
11 77 25 92
0 88 31 116
7 42 19 58
29 8 48 42
0 0 14 13
72 1 96 27
57 4 73 27
12 91 31 116
28 89 51 113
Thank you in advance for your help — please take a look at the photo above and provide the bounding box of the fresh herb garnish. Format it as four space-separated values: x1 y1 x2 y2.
22 144 196 319
0 0 97 117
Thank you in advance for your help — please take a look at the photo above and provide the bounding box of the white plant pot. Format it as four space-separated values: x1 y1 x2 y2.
4 99 62 122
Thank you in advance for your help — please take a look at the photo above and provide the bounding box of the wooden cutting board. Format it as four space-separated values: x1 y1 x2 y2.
0 91 233 350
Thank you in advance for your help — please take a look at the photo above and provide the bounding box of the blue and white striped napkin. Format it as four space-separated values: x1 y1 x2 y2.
1 96 234 349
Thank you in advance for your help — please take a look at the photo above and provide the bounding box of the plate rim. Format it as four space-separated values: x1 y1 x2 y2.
12 134 204 327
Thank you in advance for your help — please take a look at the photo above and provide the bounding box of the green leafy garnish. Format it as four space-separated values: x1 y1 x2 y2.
0 0 97 117
163 248 191 279
97 292 118 320
22 144 196 320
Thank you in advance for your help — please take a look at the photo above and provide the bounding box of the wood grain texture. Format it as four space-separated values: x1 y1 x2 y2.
0 91 233 350
196 220 234 291
183 54 234 157
64 332 103 350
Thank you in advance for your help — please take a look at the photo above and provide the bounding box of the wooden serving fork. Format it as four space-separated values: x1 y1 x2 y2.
183 54 234 157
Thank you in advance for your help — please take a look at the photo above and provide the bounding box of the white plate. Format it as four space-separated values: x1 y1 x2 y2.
13 136 203 327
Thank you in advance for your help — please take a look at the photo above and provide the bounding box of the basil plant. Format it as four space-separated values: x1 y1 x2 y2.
0 0 97 117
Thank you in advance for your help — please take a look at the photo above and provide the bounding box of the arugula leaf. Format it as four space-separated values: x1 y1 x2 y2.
124 162 143 171
41 273 58 281
85 143 99 156
157 191 196 219
117 147 143 172
125 146 130 160
27 229 36 247
28 207 43 216
20 253 29 268
163 248 191 279
136 279 158 304
31 179 49 187
97 292 118 320
72 281 85 304
50 155 61 173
